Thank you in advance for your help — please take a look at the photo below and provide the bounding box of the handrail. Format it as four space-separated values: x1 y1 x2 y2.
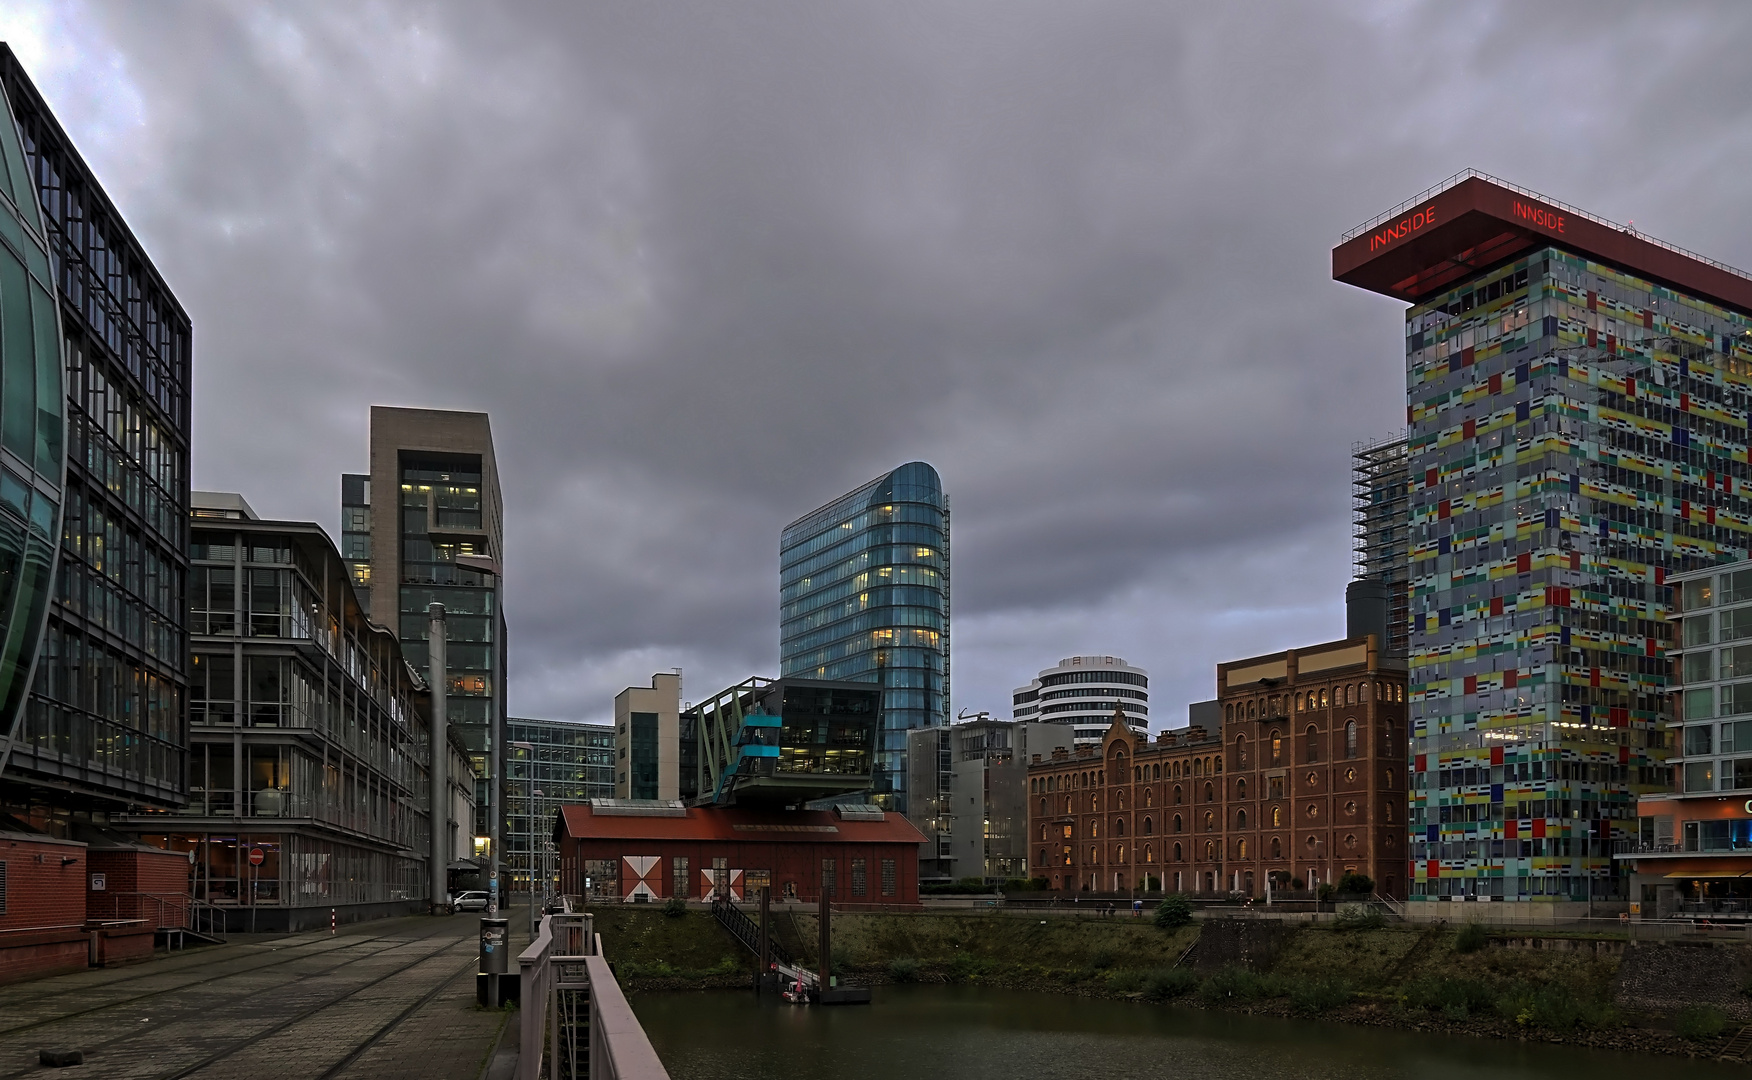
584 954 670 1080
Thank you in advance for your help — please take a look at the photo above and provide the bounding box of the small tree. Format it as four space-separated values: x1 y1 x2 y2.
1154 893 1194 929
1335 872 1374 896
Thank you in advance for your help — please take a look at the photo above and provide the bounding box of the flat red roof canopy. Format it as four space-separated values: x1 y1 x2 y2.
1332 172 1752 317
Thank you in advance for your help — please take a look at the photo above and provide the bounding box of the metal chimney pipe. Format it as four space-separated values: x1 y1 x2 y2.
429 602 448 914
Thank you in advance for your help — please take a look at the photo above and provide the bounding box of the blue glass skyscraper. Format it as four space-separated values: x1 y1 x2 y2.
780 462 949 812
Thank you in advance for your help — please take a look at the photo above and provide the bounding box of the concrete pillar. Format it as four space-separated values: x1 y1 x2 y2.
429 602 447 913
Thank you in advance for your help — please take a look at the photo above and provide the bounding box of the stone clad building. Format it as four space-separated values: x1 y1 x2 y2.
1026 635 1408 899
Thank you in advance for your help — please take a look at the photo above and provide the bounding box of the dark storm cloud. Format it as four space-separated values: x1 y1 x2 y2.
13 0 1752 722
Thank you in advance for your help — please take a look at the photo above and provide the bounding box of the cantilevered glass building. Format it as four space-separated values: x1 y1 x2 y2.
0 46 192 828
780 462 948 812
1334 171 1752 912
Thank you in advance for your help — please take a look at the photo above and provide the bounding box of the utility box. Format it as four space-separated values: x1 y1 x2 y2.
480 918 508 974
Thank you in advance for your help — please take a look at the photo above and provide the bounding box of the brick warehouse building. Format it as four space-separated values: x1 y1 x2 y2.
555 801 925 906
1028 635 1407 898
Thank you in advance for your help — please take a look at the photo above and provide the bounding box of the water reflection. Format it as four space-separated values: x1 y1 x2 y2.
633 986 1736 1080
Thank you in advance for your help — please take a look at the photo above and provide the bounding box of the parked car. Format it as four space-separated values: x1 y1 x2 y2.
452 891 489 913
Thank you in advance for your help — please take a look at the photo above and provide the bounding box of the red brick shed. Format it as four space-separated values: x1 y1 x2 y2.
555 802 925 907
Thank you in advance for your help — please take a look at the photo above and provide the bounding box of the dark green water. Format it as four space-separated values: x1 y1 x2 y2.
633 986 1739 1080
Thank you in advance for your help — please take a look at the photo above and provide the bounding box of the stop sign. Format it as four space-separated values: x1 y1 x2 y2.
248 847 265 866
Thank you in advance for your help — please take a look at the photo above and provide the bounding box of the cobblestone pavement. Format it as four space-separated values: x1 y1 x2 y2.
0 910 528 1080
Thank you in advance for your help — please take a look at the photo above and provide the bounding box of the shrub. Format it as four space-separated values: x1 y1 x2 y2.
1289 975 1352 1015
1143 967 1199 1001
888 957 920 983
1454 921 1487 953
1335 872 1375 896
1333 904 1385 930
1496 985 1619 1031
1198 965 1281 1004
1677 1004 1729 1041
1106 969 1146 993
1404 976 1495 1016
1154 894 1194 929
954 876 988 893
945 954 991 984
661 896 687 918
1087 947 1118 970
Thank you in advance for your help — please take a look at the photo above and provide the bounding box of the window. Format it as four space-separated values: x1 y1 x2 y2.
880 859 895 896
1092 822 1099 838
1304 725 1319 763
1268 776 1284 799
1144 788 1154 807
1174 842 1183 862
851 858 867 897
1235 735 1248 767
1270 732 1282 764
1143 816 1153 835
1203 840 1214 860
1319 688 1329 707
1236 809 1248 829
1686 577 1715 609
1684 725 1714 755
1271 837 1282 859
1203 810 1214 832
1204 782 1214 802
1039 797 1046 816
1685 688 1716 720
1115 818 1126 837
1237 839 1248 859
1685 615 1714 647
1344 800 1358 817
1237 778 1247 799
1089 794 1098 812
1173 785 1183 805
1145 845 1154 863
1345 720 1358 759
672 856 689 899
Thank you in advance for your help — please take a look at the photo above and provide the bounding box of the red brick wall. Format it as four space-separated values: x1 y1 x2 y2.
0 836 87 932
0 930 89 984
560 838 921 905
88 848 192 927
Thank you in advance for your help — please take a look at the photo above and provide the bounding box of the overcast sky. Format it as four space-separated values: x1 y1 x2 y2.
6 2 1749 728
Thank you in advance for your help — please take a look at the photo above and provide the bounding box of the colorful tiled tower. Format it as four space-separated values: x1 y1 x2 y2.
1334 172 1752 913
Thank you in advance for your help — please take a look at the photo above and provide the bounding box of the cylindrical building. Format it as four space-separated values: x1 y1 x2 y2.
1011 656 1148 745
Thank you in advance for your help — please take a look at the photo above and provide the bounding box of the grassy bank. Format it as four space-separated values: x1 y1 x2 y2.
591 906 1750 1058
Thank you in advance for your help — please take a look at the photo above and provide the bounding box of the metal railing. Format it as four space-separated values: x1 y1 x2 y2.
519 911 669 1080
1337 168 1752 285
85 891 228 944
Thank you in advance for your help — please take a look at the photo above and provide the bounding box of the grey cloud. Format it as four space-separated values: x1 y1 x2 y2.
13 0 1752 722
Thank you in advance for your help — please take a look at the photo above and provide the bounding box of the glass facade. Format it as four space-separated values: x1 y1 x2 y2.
1670 565 1752 797
1404 246 1751 902
0 69 64 765
124 513 432 925
340 473 370 613
780 461 949 812
503 716 613 896
0 48 190 819
394 452 498 819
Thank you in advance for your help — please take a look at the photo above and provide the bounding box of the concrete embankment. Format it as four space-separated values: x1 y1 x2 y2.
595 906 1752 1059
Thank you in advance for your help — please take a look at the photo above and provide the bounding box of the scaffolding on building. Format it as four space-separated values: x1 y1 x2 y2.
1353 434 1411 657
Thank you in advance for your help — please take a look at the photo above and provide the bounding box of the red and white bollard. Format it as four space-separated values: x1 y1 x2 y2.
330 908 336 935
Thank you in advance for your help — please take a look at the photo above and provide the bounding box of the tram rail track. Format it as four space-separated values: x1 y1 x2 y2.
156 939 479 1080
0 918 447 1012
0 919 469 1069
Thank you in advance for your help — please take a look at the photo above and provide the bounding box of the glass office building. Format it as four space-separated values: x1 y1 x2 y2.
1334 172 1752 909
349 407 504 842
504 716 613 895
0 46 191 828
780 461 948 812
123 494 436 930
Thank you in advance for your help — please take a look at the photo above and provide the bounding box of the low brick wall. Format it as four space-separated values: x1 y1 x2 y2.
0 928 90 985
90 925 157 967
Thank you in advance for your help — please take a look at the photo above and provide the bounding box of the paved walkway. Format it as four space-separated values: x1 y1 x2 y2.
0 910 531 1080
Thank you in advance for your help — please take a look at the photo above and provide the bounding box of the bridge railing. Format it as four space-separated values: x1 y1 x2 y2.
519 911 669 1080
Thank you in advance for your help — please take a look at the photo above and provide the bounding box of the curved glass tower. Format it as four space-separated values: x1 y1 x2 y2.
781 462 949 812
0 73 63 764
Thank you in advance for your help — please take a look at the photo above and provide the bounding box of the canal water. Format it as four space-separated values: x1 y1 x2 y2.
633 986 1742 1080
